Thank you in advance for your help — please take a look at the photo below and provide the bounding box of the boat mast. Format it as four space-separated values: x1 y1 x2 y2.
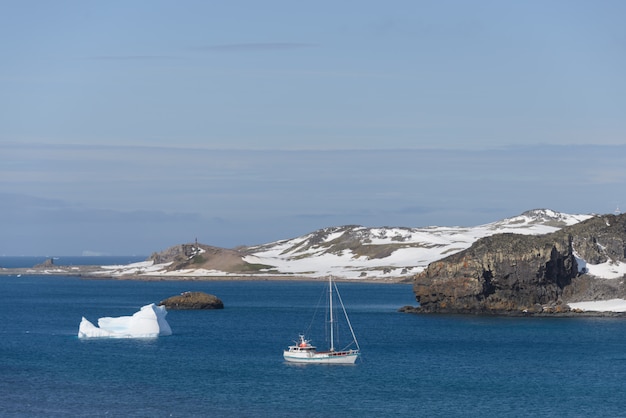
328 276 334 352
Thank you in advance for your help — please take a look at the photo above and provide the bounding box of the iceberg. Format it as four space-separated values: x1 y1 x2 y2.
78 303 172 339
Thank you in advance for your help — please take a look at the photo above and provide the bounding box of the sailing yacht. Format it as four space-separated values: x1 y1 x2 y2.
283 276 360 364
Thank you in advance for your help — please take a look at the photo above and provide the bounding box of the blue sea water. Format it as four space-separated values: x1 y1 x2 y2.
2 259 626 417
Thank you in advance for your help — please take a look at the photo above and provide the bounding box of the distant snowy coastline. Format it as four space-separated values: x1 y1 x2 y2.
98 209 595 280
4 209 626 312
100 209 626 313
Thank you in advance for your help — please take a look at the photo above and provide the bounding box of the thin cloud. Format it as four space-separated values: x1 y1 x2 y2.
196 42 317 52
87 55 179 60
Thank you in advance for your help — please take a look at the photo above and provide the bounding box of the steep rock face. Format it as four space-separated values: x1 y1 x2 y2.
414 234 577 313
563 275 626 303
413 214 626 314
567 214 626 264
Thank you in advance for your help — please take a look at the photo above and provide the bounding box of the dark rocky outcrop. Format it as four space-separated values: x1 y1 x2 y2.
411 213 626 315
159 291 224 310
34 258 55 268
562 275 626 302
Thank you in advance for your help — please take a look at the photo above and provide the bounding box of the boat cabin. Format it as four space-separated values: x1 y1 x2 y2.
287 335 316 352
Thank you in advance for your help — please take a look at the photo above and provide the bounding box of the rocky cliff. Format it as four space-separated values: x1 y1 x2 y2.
411 213 626 314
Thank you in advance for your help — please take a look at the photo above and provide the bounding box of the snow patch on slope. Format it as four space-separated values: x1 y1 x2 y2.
242 209 595 279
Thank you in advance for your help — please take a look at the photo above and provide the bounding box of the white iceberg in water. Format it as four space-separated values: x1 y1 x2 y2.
78 303 172 339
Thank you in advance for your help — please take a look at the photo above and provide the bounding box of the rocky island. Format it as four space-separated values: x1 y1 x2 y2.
403 213 626 316
159 291 224 310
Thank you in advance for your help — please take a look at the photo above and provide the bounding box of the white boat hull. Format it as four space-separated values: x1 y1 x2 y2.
283 350 359 364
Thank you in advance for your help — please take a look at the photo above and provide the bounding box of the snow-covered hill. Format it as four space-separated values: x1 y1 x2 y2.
241 209 592 279
100 209 598 280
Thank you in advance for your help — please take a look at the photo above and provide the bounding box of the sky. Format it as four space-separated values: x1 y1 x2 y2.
1 1 626 256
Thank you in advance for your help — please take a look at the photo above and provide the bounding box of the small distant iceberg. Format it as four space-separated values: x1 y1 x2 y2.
78 303 172 339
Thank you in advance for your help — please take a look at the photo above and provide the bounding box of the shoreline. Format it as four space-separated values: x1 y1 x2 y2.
4 266 625 318
0 266 412 284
